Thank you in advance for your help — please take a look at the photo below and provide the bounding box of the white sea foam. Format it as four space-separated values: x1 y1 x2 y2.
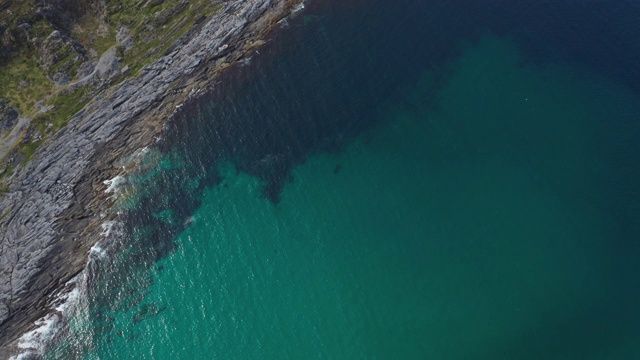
89 244 107 260
279 1 304 28
9 214 126 359
292 2 305 13
277 17 290 27
11 321 56 359
136 146 149 158
103 175 126 194
55 285 80 313
183 215 196 227
240 56 252 66
118 146 155 169
10 277 82 360
100 220 118 237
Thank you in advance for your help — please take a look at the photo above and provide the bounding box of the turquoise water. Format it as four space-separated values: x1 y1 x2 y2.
43 2 640 358
48 34 640 358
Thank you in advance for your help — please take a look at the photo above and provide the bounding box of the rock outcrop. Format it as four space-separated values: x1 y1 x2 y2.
0 0 297 357
0 100 18 135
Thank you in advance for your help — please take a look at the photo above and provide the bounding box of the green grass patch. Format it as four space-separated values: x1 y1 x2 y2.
0 53 54 115
47 44 85 79
47 86 89 130
19 139 42 163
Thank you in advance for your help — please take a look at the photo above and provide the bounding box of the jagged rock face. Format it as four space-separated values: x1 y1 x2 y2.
35 1 99 84
39 0 106 34
0 99 19 134
38 30 64 68
37 29 88 84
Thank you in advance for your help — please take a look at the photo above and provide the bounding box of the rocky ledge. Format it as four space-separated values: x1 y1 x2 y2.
0 0 298 356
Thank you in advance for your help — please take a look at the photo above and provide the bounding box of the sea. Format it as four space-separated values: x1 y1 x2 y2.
17 0 640 358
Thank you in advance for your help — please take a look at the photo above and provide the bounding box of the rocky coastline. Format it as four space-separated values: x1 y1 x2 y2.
0 0 298 357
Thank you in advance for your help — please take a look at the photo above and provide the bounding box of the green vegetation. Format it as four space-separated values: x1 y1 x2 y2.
0 54 53 116
46 86 89 130
0 0 223 188
19 139 42 162
107 0 222 75
46 42 84 80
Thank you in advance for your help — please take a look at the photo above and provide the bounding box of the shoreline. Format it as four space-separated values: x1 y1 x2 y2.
0 0 300 357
